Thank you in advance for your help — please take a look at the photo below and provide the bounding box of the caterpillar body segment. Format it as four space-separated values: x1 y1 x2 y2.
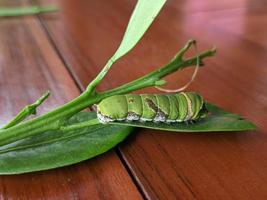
96 92 208 124
125 94 142 121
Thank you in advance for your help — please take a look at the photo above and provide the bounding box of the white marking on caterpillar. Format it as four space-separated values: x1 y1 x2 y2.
181 92 193 121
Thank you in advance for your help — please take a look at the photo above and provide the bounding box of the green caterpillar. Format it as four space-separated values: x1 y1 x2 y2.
96 92 208 124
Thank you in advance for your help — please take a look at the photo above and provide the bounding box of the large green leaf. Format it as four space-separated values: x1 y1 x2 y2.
111 0 166 62
0 103 255 174
0 112 133 174
111 103 256 132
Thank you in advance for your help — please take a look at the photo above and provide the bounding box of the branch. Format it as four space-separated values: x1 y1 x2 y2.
0 40 216 147
0 6 58 17
99 41 216 98
2 91 50 129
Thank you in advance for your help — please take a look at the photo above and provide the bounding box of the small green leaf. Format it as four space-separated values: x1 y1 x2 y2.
111 103 257 132
111 0 166 61
86 0 167 91
0 112 133 174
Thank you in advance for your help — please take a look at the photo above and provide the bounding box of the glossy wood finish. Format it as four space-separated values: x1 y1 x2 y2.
0 1 142 199
1 0 267 199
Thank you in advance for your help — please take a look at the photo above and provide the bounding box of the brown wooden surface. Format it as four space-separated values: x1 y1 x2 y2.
0 1 142 199
1 0 267 199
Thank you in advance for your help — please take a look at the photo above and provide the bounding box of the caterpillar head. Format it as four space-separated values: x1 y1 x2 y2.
198 103 209 120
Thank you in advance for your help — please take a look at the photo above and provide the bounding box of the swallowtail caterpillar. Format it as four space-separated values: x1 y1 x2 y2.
96 92 208 124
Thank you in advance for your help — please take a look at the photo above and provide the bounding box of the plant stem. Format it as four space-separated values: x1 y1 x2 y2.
0 6 58 17
0 41 216 147
2 91 50 129
86 60 114 93
100 47 216 97
0 92 91 146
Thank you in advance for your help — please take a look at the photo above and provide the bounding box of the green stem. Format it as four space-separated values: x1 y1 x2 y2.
86 60 114 93
0 92 91 146
2 91 50 129
0 41 216 147
100 47 216 97
0 6 58 17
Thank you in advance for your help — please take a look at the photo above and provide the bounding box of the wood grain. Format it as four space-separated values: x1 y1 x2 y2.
0 1 142 199
37 0 267 199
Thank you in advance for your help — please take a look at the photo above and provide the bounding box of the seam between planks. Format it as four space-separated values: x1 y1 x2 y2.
115 148 150 200
36 14 85 92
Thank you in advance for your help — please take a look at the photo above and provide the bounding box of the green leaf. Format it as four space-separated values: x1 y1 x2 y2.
111 0 166 62
86 0 167 91
111 103 257 132
0 112 133 174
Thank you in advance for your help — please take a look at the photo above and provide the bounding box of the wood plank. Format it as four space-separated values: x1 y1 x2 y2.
37 0 267 199
0 1 142 199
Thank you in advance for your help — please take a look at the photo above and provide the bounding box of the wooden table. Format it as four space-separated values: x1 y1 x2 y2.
0 0 266 199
